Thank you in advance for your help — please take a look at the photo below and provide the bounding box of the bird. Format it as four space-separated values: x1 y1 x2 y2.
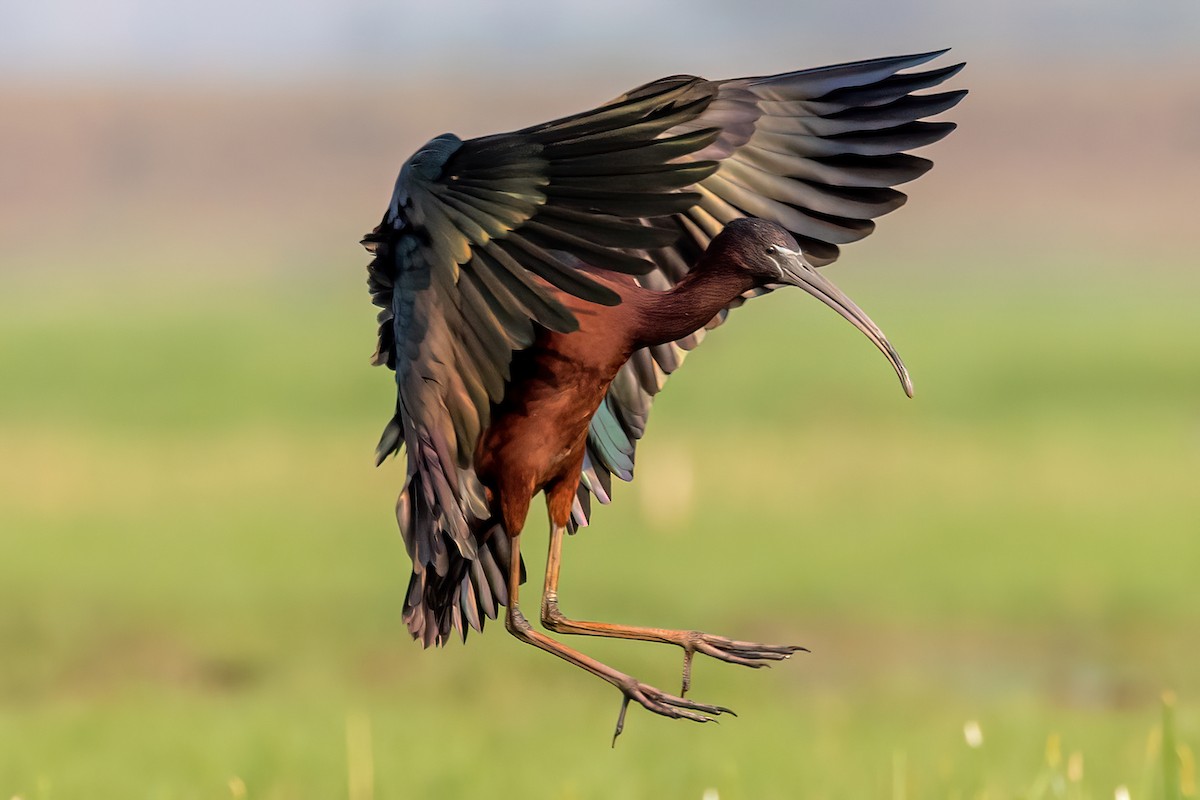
362 50 965 738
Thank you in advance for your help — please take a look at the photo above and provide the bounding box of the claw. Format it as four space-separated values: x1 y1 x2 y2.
612 695 632 747
675 633 808 694
611 678 734 741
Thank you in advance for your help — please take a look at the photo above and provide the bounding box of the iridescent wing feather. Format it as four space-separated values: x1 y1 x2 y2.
574 51 965 528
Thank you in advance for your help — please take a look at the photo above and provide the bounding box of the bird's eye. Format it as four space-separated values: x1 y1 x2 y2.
765 245 778 255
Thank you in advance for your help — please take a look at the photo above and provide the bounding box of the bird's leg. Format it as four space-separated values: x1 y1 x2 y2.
502 532 732 742
539 524 805 696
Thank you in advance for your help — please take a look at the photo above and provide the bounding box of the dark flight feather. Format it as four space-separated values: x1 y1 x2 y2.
572 52 964 535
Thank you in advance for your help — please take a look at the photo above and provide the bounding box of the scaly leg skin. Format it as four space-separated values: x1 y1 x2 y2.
539 524 807 696
503 533 733 744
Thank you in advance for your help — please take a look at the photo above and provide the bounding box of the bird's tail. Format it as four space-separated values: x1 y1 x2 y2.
399 478 526 647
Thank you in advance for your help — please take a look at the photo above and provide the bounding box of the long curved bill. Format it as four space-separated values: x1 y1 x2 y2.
778 250 913 398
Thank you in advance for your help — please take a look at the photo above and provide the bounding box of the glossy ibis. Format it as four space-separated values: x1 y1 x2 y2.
363 50 964 737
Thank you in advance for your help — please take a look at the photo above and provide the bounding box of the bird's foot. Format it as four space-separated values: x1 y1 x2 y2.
679 633 807 695
611 678 734 746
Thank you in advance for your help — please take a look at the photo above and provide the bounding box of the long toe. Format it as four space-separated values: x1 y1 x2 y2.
692 633 807 668
612 678 737 744
624 679 735 723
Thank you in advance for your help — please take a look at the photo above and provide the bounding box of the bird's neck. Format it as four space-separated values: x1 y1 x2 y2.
637 257 758 347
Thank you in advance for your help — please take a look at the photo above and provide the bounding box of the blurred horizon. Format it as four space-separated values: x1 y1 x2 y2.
5 1 1199 296
6 0 1200 85
4 59 1197 300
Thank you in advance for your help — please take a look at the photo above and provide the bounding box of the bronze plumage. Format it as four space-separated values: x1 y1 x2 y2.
362 50 965 736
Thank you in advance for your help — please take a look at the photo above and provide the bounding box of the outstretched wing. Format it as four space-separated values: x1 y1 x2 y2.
365 79 728 643
574 51 966 527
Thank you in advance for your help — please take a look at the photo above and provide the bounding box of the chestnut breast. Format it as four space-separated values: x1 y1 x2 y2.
475 273 644 492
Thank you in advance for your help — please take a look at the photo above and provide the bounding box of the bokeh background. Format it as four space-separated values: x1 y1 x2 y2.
3 2 1199 798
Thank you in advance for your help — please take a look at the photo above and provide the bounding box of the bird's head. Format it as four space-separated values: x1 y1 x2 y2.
718 218 913 398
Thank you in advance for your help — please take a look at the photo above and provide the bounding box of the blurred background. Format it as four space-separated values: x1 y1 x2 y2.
2 2 1199 798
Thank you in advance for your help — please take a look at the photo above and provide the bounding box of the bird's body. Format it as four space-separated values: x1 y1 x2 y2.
363 51 965 736
476 271 643 536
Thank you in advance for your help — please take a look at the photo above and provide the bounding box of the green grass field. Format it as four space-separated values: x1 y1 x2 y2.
2 249 1198 799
